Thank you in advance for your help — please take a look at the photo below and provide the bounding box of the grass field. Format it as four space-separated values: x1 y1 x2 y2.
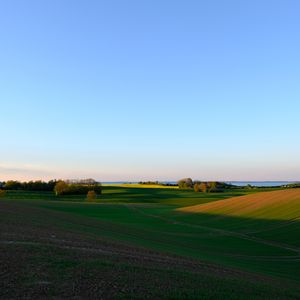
1 186 300 299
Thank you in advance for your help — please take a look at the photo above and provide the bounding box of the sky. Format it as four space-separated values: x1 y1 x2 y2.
0 0 300 182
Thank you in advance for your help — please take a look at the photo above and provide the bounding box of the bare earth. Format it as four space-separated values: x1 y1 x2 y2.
1 200 299 299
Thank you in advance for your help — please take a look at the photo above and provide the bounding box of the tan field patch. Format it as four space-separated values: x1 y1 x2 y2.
177 189 300 220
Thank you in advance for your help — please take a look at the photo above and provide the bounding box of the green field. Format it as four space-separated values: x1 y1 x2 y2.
1 186 300 299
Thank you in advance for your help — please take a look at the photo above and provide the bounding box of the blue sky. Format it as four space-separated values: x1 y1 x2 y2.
0 0 299 181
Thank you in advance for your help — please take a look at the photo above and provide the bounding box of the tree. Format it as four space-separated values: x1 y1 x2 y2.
194 183 200 193
54 181 68 196
0 189 6 198
4 180 22 190
177 178 193 189
208 181 217 192
200 182 208 193
87 190 97 201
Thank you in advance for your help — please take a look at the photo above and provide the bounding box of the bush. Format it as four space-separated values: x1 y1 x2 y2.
194 183 200 193
200 182 208 193
54 181 68 196
0 189 6 198
208 181 217 192
87 190 97 201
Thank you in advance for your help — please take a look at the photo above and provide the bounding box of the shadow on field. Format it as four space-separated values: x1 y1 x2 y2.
3 187 258 207
1 200 300 299
101 186 248 205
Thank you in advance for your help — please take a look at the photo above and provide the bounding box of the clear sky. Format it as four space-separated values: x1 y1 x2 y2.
0 0 299 182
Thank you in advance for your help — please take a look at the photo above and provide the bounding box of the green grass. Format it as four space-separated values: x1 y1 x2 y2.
4 185 279 206
2 186 300 284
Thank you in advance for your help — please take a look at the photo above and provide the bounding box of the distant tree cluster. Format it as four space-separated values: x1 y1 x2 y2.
197 182 218 193
138 181 161 185
282 182 300 189
54 180 102 196
177 178 231 193
177 178 193 189
65 178 98 185
246 184 255 189
138 181 177 187
162 183 178 186
2 180 57 191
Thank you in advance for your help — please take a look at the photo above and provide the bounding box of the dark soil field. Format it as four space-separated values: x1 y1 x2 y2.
1 187 300 299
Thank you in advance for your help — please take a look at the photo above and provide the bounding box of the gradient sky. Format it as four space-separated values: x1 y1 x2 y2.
1 0 300 181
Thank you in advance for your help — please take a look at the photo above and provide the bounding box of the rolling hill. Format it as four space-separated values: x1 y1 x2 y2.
178 189 300 220
1 187 300 298
176 189 300 248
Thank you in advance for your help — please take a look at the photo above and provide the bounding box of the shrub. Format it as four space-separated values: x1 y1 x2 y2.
200 182 208 193
87 190 97 201
54 181 68 196
194 183 200 193
208 181 217 192
0 189 6 198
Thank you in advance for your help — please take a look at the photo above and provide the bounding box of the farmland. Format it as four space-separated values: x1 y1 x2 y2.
1 186 300 299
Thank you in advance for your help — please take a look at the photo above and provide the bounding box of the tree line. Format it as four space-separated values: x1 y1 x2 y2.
1 180 58 191
177 178 232 193
0 179 102 199
138 181 177 186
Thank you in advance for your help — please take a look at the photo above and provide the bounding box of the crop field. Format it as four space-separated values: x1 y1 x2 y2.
1 186 300 299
